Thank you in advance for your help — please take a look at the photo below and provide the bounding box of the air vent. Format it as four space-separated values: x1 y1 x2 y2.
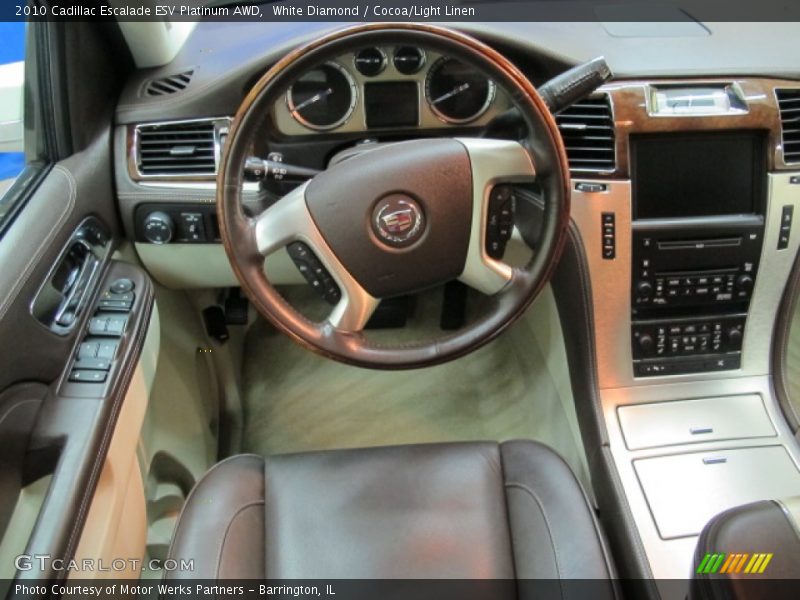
144 69 194 97
776 88 800 164
555 94 616 172
135 120 222 176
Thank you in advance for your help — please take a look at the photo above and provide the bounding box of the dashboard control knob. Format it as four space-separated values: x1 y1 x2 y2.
736 274 754 291
727 328 743 346
143 211 175 244
638 334 655 353
636 280 653 297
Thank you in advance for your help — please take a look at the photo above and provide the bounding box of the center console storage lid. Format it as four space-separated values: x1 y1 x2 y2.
619 394 776 450
634 446 800 539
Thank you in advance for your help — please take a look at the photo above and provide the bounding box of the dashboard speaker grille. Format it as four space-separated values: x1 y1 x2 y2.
776 88 800 164
555 94 616 172
136 120 218 176
144 69 195 97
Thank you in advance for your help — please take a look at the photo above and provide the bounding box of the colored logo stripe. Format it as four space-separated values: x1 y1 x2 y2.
697 552 773 574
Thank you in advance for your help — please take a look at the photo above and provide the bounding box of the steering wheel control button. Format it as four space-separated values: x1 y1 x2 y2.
287 242 342 305
372 194 425 248
110 278 134 294
485 185 515 259
601 212 616 259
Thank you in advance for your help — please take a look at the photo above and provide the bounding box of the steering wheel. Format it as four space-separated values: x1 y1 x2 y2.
217 23 571 369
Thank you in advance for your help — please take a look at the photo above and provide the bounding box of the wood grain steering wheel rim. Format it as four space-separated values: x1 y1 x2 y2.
217 23 571 369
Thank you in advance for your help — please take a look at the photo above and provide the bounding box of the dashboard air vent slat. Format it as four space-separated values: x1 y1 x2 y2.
144 69 195 97
136 121 218 176
776 88 800 164
555 95 616 172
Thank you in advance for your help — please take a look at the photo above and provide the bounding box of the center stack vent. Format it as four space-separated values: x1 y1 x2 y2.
555 94 616 173
776 88 800 165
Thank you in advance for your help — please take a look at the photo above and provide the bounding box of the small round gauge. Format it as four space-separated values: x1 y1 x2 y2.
354 47 387 77
287 62 357 131
393 46 426 75
425 57 496 124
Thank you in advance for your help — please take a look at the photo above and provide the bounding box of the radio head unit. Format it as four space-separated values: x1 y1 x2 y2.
632 217 763 315
629 130 767 377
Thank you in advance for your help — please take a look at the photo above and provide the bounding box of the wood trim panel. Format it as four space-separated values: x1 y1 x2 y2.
598 78 800 179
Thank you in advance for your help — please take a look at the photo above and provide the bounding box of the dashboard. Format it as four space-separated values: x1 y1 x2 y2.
109 20 800 590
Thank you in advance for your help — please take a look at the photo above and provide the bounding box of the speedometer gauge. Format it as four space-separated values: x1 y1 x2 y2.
425 57 496 124
287 62 357 131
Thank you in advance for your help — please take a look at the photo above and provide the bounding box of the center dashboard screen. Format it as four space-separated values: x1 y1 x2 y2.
364 82 419 128
632 131 766 220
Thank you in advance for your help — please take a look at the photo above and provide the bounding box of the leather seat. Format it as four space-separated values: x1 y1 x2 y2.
166 440 617 589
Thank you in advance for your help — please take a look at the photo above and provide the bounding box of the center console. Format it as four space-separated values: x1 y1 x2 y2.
564 78 800 599
629 131 768 377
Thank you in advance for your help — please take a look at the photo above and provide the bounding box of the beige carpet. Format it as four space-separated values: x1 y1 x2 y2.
241 285 591 490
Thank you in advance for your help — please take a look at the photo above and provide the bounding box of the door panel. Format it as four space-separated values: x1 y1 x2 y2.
0 134 119 392
0 126 159 586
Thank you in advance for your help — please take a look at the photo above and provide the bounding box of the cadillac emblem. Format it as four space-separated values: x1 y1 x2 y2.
372 194 425 247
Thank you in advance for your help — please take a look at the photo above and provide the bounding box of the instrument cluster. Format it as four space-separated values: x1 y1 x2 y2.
272 45 511 136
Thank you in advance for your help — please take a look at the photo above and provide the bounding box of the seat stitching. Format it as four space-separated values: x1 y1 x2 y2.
496 446 518 581
214 500 265 581
505 481 564 600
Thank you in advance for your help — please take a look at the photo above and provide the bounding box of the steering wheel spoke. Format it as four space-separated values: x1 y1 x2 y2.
456 138 536 295
252 182 379 332
253 183 311 257
328 282 380 332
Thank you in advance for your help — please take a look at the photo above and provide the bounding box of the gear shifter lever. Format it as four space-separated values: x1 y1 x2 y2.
482 57 612 139
536 56 613 114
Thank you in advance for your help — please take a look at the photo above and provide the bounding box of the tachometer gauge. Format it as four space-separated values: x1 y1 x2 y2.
425 57 496 124
287 62 357 131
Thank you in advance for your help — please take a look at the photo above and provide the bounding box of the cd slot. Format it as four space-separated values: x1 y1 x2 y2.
657 237 742 251
654 267 738 279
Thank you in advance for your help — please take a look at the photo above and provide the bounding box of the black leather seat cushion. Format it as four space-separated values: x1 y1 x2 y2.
167 440 616 589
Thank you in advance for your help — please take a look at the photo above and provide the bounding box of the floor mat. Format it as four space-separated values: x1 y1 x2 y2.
241 286 591 490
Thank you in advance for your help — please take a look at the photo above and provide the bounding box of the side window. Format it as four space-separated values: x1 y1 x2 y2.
0 22 25 198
